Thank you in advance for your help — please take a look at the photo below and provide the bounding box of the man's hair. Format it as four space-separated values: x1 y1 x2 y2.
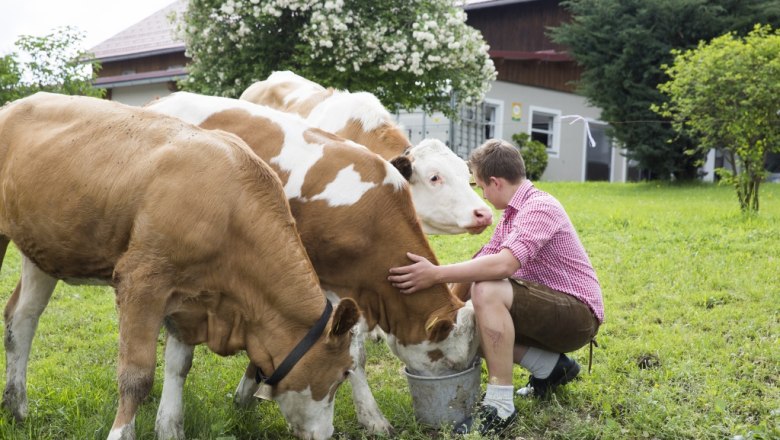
468 138 526 184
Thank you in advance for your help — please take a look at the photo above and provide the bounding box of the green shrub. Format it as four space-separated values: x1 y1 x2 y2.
512 132 549 181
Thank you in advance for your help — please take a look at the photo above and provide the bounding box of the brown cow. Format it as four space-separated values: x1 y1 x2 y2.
0 93 359 440
146 92 479 434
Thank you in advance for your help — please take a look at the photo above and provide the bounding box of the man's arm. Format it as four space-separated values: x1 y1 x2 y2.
388 248 520 294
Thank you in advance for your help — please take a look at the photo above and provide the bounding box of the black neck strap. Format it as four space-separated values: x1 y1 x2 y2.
255 300 333 386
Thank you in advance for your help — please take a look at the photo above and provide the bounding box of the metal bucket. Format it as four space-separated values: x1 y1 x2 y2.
404 357 482 428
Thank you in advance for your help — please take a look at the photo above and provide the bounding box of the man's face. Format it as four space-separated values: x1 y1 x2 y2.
474 175 500 208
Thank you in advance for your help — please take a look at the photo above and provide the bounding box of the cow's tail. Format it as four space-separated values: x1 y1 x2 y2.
0 235 9 273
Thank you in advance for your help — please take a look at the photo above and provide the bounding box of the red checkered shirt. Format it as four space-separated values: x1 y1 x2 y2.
474 180 604 323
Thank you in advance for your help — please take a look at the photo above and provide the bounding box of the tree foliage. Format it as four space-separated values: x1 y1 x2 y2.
0 54 23 104
551 0 780 181
654 25 780 213
0 26 104 105
180 0 497 117
511 132 548 181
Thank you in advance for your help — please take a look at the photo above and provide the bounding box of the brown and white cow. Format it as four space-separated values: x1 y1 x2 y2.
240 70 493 235
0 93 360 440
146 92 479 434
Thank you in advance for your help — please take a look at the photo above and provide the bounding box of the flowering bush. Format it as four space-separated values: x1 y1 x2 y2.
180 0 496 117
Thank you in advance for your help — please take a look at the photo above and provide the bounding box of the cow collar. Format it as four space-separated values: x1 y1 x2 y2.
254 300 333 388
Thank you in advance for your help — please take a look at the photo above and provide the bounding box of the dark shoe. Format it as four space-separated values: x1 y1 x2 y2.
528 353 580 398
453 404 517 436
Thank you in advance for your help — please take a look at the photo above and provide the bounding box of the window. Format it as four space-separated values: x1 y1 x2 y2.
482 99 503 141
528 106 561 156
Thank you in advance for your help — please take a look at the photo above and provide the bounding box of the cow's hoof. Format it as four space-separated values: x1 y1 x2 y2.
155 419 184 440
2 386 28 421
107 424 136 440
362 417 393 435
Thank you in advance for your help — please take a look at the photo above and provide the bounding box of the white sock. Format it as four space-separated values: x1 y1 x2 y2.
519 347 559 379
482 384 515 418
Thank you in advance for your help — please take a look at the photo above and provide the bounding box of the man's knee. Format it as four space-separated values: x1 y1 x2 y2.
471 280 512 310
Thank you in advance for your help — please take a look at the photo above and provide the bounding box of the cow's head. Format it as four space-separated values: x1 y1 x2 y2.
384 300 479 376
259 298 360 440
391 139 493 235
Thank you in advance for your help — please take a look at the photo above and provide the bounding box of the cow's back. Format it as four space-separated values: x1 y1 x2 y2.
0 93 280 281
241 77 410 160
240 72 333 118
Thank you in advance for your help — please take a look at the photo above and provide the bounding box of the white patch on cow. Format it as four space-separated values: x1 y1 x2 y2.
273 131 325 201
107 419 135 440
307 91 390 133
3 257 58 420
270 71 325 91
148 92 234 126
348 318 393 433
155 335 192 440
275 387 335 440
310 164 375 206
384 302 478 377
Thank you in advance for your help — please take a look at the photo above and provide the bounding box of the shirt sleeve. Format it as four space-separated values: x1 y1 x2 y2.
502 199 564 266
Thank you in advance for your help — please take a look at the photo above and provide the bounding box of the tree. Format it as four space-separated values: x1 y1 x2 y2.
0 54 22 104
511 132 548 181
180 0 497 117
654 25 780 213
0 26 104 105
550 0 780 181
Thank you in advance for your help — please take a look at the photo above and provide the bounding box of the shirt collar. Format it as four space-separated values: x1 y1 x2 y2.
506 179 534 212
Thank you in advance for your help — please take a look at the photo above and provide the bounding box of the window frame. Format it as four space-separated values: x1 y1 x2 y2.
527 105 561 157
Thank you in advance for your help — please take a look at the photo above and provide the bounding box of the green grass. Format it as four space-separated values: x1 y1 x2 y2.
1 182 779 439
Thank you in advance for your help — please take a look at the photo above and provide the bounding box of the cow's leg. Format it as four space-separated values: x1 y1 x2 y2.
234 363 261 408
2 256 58 420
350 320 392 434
155 332 194 440
109 266 168 440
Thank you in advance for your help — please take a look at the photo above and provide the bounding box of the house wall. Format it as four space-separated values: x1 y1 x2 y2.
110 83 174 107
489 81 626 182
397 80 626 182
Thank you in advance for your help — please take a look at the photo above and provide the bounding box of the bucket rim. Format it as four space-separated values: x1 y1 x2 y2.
403 356 481 381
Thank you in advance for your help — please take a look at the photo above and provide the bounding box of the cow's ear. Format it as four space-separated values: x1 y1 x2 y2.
425 317 454 343
390 155 413 181
329 298 360 337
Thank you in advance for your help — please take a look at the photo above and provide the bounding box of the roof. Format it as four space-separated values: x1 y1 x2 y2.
88 0 186 62
463 0 539 11
92 67 188 88
489 49 571 62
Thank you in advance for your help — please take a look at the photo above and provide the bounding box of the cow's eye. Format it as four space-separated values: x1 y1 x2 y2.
430 175 440 183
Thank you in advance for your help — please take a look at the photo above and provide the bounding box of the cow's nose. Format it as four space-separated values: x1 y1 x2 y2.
474 207 493 226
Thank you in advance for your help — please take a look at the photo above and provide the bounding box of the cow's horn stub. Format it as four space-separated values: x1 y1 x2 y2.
390 155 413 181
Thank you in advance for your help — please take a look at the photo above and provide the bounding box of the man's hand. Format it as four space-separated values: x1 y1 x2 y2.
388 252 438 294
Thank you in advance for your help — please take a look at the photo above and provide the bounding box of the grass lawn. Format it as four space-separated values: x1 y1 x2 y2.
0 182 778 439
